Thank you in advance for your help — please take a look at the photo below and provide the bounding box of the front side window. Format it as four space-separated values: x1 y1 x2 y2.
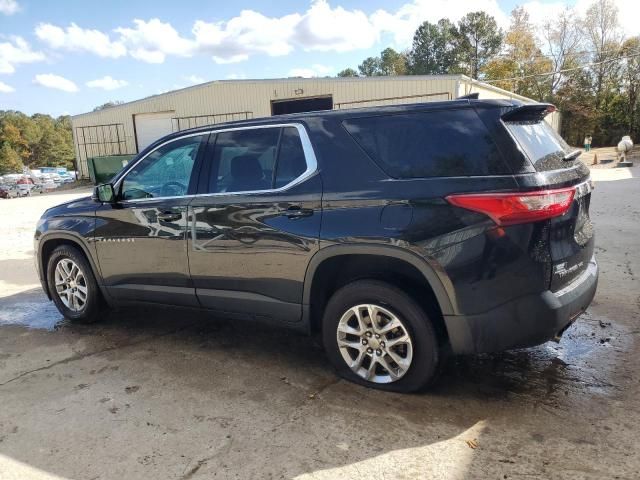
207 126 308 194
121 135 204 200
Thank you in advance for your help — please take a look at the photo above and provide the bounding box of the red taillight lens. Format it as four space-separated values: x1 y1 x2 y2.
446 187 576 226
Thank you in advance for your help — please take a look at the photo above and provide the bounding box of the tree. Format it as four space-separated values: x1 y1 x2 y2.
358 57 382 77
457 11 503 79
379 48 408 75
93 101 124 112
337 68 358 77
482 7 552 100
0 143 24 174
542 8 583 98
584 0 624 109
408 19 461 75
620 37 640 136
0 123 30 162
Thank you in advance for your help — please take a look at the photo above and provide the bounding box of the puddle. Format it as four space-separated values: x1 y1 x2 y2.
0 289 65 330
437 309 629 403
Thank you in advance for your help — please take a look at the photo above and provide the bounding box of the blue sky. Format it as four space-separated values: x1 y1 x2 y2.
0 0 634 116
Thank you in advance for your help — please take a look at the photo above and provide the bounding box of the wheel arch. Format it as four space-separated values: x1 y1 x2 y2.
303 245 455 339
38 233 109 303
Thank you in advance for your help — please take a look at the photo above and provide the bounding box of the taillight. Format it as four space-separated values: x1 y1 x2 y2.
446 187 576 226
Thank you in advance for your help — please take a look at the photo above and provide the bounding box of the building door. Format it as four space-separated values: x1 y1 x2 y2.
134 112 175 152
271 96 333 115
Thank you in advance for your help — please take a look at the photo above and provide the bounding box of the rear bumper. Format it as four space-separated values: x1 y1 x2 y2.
444 257 598 354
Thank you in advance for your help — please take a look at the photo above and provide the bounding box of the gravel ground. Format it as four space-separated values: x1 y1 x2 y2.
0 171 639 480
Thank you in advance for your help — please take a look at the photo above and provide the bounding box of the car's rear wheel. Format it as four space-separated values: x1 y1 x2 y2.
46 245 103 323
322 280 439 393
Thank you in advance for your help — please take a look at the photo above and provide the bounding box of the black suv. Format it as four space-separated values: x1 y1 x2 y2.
35 99 597 392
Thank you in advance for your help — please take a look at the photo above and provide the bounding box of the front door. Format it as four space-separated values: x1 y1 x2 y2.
189 124 322 323
94 133 207 306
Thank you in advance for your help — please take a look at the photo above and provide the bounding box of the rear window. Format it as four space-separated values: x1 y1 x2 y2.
505 120 571 171
342 109 508 178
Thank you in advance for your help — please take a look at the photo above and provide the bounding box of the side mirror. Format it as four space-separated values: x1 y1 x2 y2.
93 183 116 203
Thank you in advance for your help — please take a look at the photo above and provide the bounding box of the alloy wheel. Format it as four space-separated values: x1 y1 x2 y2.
336 304 413 383
54 258 88 312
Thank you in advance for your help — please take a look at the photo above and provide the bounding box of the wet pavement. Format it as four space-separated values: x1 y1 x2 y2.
0 172 639 480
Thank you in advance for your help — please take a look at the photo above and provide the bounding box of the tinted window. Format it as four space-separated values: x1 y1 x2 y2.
121 135 203 200
505 120 571 171
209 128 280 193
274 127 307 188
342 109 508 178
207 126 309 193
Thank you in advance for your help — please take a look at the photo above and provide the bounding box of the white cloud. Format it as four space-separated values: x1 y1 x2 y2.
34 73 78 92
35 22 126 58
184 74 205 84
0 0 18 15
288 64 333 78
371 0 509 48
27 0 639 69
192 10 299 63
0 37 45 74
115 18 195 63
293 0 378 52
0 80 14 92
522 0 640 37
225 73 247 80
86 75 128 90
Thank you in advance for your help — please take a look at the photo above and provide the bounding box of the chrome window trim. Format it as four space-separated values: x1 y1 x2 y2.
117 123 318 204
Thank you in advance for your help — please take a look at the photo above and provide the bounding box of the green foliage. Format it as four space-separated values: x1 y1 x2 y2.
357 49 408 77
457 11 503 79
358 56 382 76
409 19 461 75
0 143 24 175
0 110 75 173
337 68 358 77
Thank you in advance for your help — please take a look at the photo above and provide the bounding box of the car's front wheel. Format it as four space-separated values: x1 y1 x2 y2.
46 245 103 323
322 280 440 393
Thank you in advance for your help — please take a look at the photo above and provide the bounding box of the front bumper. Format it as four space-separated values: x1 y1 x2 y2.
444 258 598 354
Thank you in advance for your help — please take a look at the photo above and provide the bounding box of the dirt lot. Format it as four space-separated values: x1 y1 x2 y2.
0 164 639 480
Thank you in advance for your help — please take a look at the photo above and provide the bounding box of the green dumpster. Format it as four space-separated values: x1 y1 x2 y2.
87 154 136 185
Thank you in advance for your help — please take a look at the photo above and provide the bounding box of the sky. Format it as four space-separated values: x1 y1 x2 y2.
0 0 638 117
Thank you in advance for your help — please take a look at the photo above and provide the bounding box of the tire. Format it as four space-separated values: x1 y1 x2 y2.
46 245 103 323
322 280 439 393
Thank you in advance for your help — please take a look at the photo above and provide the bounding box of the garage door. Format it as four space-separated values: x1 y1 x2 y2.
134 112 175 151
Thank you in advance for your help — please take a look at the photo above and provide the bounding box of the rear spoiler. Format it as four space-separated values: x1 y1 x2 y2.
501 104 556 122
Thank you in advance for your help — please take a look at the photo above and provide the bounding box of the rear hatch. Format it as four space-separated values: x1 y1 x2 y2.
503 105 594 291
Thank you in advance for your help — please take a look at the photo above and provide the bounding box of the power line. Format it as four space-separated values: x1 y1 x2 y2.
482 50 640 83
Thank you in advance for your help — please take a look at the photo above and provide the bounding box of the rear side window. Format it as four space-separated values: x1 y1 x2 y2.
342 109 508 178
505 120 571 171
207 126 309 194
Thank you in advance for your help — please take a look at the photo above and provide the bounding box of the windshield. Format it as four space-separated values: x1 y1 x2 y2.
505 120 573 171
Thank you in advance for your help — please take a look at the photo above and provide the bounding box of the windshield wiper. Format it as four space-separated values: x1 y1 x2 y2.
563 150 582 162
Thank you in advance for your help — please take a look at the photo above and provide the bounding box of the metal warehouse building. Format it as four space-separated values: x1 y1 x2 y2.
71 74 560 179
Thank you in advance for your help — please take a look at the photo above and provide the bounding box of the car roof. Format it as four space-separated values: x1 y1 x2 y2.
158 98 524 140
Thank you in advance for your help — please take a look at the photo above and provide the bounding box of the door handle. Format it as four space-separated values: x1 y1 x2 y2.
158 210 182 222
285 205 313 219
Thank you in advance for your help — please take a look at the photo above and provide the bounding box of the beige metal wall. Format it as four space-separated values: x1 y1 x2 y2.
72 75 556 178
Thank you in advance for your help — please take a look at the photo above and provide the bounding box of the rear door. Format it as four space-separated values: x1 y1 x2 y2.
188 124 322 323
504 116 595 291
